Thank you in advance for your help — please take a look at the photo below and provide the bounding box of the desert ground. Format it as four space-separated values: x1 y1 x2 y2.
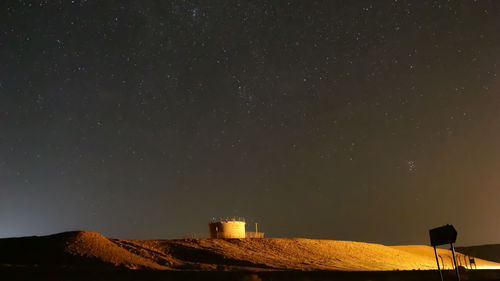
1 231 500 281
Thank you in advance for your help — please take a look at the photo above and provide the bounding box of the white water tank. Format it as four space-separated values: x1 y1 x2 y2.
208 220 246 238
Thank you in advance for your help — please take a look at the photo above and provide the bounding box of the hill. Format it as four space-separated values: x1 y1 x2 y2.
456 244 500 263
0 231 499 271
0 231 167 270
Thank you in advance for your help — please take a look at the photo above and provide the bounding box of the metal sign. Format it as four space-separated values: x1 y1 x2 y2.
429 224 460 281
429 224 457 246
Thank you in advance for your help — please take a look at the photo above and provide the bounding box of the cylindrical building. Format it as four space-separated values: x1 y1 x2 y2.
209 220 246 238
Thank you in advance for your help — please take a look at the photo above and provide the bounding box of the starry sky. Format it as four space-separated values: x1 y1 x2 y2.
1 1 499 246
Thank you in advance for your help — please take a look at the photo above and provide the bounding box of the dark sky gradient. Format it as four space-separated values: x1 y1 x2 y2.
1 1 499 246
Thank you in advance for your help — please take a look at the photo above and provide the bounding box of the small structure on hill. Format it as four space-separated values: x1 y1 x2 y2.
209 219 265 239
246 222 265 238
209 219 246 238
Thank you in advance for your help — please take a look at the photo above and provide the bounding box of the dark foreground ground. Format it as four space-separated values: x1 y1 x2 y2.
2 268 500 281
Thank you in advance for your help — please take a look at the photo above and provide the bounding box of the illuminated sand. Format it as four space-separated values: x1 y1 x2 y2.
392 245 500 270
1 231 499 271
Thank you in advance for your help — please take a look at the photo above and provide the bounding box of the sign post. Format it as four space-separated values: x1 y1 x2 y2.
450 243 460 281
433 245 443 281
429 224 460 281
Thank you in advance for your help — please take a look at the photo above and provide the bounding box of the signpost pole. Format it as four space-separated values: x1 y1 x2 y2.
433 246 444 281
450 243 460 281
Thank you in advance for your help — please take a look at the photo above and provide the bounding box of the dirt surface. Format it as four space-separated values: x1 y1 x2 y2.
0 231 499 272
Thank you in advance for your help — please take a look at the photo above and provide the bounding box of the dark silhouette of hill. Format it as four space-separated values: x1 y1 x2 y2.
457 244 500 263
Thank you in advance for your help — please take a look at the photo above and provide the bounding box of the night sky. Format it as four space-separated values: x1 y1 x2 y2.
1 1 499 246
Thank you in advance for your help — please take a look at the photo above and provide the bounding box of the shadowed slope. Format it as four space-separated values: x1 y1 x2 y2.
64 231 168 269
456 244 500 263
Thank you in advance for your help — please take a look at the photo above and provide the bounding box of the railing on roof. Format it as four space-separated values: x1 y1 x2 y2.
210 217 246 223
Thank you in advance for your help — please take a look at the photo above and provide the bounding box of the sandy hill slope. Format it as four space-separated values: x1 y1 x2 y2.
1 231 499 271
392 245 500 270
0 231 167 270
456 244 500 263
